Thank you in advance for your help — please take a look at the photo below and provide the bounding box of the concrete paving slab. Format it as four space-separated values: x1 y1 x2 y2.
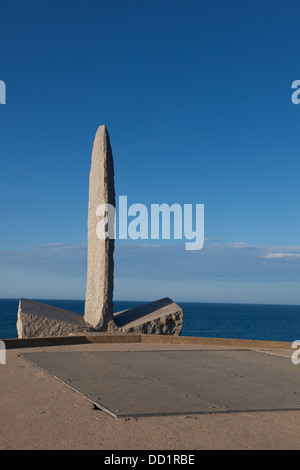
1 341 300 450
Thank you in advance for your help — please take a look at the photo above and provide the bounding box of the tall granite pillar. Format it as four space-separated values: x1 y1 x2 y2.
16 124 183 339
84 125 117 331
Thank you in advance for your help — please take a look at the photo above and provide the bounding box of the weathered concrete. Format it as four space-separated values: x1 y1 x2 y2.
84 125 117 331
113 297 183 335
17 299 95 339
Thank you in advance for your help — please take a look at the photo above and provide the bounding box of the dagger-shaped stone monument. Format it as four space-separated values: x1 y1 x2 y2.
16 125 183 338
84 125 116 331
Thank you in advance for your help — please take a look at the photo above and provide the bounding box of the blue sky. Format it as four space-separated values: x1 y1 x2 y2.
1 0 300 303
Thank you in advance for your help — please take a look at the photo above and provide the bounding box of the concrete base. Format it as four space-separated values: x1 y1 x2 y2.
16 297 183 339
1 341 299 450
17 299 95 339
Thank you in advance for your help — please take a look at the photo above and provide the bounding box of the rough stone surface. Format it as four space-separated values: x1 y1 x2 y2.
17 299 95 339
84 125 117 332
113 298 183 335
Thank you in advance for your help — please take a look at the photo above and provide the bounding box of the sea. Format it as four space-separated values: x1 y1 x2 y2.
1 299 300 342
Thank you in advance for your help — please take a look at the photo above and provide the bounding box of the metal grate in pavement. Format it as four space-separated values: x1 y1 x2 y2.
18 349 300 418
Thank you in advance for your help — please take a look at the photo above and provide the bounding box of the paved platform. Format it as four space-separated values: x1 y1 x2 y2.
19 349 300 418
1 340 300 449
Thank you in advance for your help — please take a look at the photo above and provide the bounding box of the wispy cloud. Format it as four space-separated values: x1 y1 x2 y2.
1 241 300 282
264 252 300 259
114 242 300 282
0 242 87 277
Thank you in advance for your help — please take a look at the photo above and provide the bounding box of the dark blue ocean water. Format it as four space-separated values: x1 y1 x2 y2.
1 298 300 341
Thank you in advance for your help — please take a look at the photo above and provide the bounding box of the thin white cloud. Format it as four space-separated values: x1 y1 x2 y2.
226 242 249 248
0 242 87 277
265 253 300 259
1 240 300 282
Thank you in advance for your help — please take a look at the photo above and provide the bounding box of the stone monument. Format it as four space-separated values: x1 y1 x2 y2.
16 125 183 338
84 125 116 332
